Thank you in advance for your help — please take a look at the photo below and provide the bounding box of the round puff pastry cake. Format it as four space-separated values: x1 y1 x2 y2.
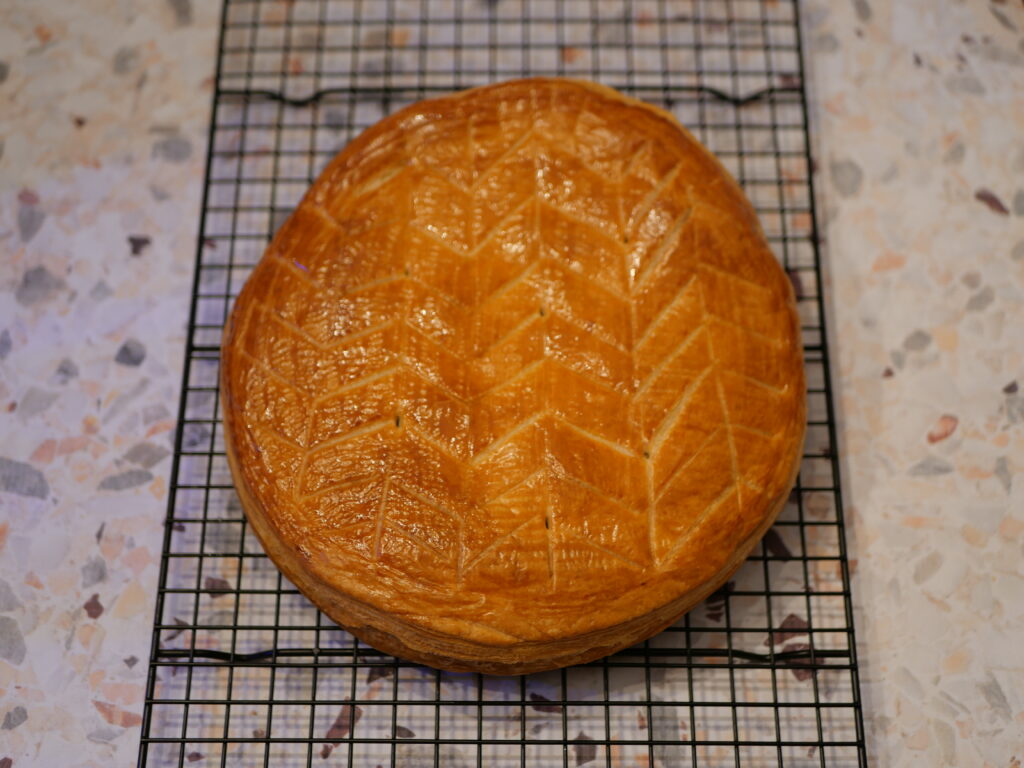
221 78 805 675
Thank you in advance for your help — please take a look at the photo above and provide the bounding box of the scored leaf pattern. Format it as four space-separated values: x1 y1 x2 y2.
226 82 802 620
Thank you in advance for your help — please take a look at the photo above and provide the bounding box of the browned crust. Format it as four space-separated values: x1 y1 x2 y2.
225 422 798 674
220 77 806 674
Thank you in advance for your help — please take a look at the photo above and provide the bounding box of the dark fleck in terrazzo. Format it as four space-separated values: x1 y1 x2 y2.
1 707 27 731
127 235 151 256
974 187 1009 215
15 266 65 306
114 338 146 366
0 457 49 499
98 468 152 491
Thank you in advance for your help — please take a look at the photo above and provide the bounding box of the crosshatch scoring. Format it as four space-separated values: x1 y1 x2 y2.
141 1 866 767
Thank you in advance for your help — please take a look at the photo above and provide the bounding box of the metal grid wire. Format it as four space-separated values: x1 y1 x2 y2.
140 1 867 765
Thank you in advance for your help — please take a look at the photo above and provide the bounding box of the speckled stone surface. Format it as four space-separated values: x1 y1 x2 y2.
804 1 1024 765
0 0 219 763
0 0 1022 766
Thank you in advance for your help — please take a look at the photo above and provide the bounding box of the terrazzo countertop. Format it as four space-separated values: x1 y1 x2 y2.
1 0 1022 766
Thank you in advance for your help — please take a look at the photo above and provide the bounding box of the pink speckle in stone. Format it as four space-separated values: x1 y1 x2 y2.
92 700 142 728
31 438 57 463
927 414 958 444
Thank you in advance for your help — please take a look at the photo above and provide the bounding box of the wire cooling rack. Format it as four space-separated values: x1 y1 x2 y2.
140 1 867 766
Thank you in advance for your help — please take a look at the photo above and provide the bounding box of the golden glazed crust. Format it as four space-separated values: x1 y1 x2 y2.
221 78 806 675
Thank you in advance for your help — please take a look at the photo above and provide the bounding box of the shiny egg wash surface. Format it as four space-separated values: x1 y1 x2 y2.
221 78 805 673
